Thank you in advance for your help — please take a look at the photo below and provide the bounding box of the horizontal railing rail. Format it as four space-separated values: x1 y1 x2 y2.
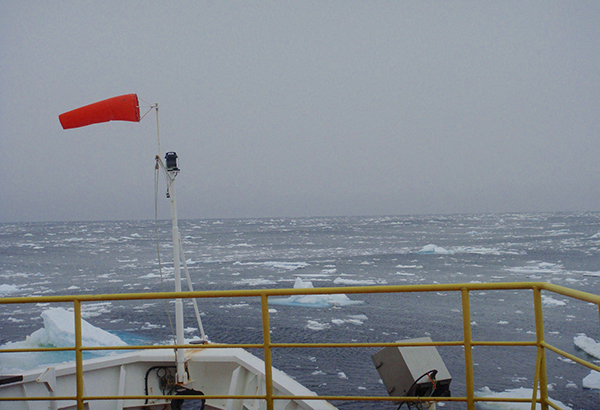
1 282 599 410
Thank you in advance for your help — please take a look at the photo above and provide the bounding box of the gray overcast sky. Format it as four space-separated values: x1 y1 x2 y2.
1 1 599 222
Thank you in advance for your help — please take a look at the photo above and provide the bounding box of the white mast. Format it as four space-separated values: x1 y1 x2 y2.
162 152 188 384
152 106 205 384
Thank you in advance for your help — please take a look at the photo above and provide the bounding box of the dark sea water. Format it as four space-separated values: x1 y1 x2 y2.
1 213 600 409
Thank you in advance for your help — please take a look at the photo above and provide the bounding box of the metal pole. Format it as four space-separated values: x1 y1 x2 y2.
168 173 187 384
261 293 274 410
533 287 549 410
531 347 543 410
461 288 475 410
74 300 85 410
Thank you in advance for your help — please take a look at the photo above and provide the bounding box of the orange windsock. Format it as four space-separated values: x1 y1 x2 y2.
59 94 140 129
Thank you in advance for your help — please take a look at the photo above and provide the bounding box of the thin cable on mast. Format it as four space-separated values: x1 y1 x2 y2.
155 103 161 159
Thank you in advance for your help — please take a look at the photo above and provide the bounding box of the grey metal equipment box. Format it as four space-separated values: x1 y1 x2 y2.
371 337 452 398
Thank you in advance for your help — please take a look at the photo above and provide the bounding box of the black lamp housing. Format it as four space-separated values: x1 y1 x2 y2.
165 152 179 172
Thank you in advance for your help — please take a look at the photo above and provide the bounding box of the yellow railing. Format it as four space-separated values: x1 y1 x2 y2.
1 282 599 410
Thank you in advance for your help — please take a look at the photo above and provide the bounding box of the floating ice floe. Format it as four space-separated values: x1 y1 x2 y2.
332 314 368 326
574 333 600 359
541 295 567 307
220 303 250 309
227 243 253 248
505 262 564 275
139 273 164 279
306 320 330 331
141 322 164 330
270 278 363 308
583 370 600 390
234 278 277 286
81 302 113 318
475 386 571 409
453 246 501 255
266 261 309 270
233 261 309 271
333 277 387 285
26 307 127 348
1 307 129 373
0 284 19 295
417 244 452 254
583 271 600 277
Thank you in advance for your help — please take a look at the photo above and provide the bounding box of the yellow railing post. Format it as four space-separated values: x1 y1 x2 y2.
531 345 543 410
533 287 549 410
260 293 274 410
74 300 85 410
461 288 475 410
